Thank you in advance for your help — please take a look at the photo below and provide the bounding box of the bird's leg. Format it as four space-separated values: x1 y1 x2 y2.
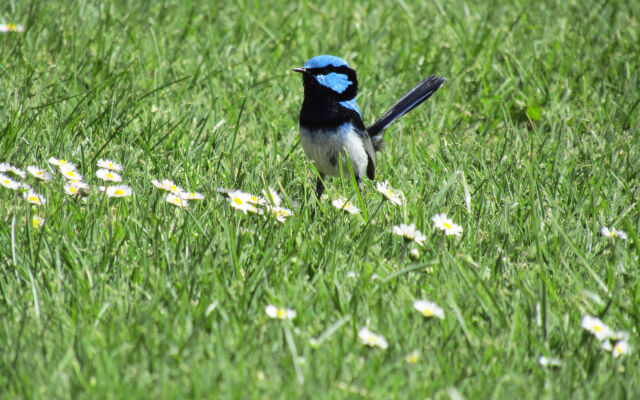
356 176 363 195
315 175 325 199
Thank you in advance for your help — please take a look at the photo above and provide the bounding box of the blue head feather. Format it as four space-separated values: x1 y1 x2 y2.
340 99 360 115
303 55 349 69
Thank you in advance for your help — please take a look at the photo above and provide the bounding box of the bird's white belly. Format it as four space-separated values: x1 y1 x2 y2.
299 124 368 178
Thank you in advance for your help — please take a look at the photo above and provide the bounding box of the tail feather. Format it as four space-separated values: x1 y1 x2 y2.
367 75 446 150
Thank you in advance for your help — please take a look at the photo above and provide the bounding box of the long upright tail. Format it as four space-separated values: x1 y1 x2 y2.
367 75 446 150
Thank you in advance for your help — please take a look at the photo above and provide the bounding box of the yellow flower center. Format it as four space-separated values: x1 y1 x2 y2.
408 355 418 364
233 197 243 205
174 199 182 205
28 196 39 203
443 222 452 229
108 163 114 168
170 185 177 191
115 189 124 196
60 159 66 165
2 179 9 184
276 309 286 318
614 345 622 354
422 309 434 317
7 23 16 31
70 187 77 194
37 171 43 176
593 325 602 332
609 231 615 237
32 218 41 228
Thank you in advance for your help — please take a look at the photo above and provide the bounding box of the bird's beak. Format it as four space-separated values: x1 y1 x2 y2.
292 67 307 74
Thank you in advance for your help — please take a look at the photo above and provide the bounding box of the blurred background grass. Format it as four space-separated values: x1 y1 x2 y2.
1 0 639 398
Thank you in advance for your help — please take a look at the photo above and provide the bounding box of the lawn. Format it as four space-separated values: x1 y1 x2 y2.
1 0 639 398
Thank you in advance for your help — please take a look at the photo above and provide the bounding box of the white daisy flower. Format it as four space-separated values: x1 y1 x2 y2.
612 340 630 358
23 190 46 205
97 158 123 171
332 197 360 214
96 168 122 182
405 350 420 365
0 23 25 32
600 227 627 240
31 215 45 229
106 185 132 198
151 179 166 190
20 182 32 192
63 181 89 196
413 300 445 319
226 190 259 214
8 166 26 179
538 355 562 367
166 193 188 207
0 173 21 190
265 305 296 320
432 213 463 236
60 165 83 181
179 191 205 200
47 157 75 169
409 248 420 259
26 166 52 181
375 180 405 205
357 327 388 350
261 187 282 206
581 315 614 341
0 163 10 172
392 223 426 246
161 179 183 195
268 206 293 223
247 193 266 205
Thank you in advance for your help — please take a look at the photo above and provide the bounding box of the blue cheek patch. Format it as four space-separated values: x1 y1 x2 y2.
339 98 361 116
315 72 352 93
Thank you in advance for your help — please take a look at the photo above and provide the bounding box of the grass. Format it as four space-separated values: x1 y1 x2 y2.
1 0 639 398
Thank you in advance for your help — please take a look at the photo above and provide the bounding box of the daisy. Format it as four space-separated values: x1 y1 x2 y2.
0 163 10 172
265 305 296 320
409 248 420 259
166 193 188 207
268 206 293 223
332 197 360 214
47 157 75 169
96 168 122 182
600 227 627 240
27 166 52 181
357 327 388 350
179 191 205 200
405 350 420 365
0 23 25 32
581 315 614 341
413 300 445 319
31 215 45 229
161 179 183 195
23 190 46 205
376 181 405 205
60 165 83 181
612 340 630 358
226 190 259 214
392 223 426 246
150 179 164 190
432 213 463 236
538 355 562 367
97 158 123 171
8 166 26 179
106 185 132 198
261 187 282 206
247 193 266 205
64 181 89 196
0 173 21 190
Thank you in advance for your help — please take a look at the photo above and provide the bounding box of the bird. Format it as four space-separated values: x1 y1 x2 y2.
293 55 446 199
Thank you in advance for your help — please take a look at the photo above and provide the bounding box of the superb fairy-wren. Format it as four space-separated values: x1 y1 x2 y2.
293 55 445 198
